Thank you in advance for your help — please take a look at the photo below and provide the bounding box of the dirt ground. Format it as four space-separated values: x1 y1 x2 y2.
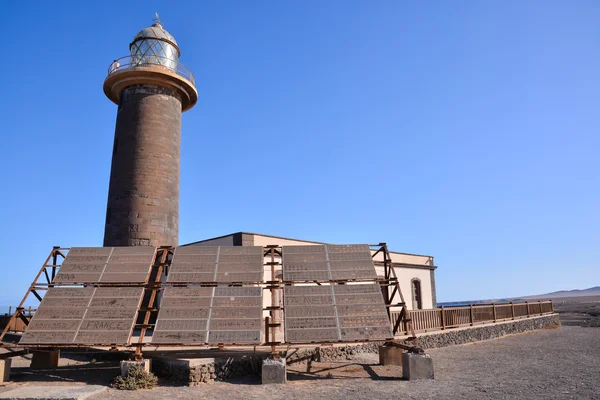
0 325 597 400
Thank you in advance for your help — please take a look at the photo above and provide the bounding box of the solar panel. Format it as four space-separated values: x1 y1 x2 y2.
167 246 264 283
152 286 263 345
281 244 377 281
52 247 155 284
283 283 393 343
20 287 144 345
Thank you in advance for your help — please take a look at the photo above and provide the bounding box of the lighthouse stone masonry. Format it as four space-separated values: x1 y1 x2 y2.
102 17 197 247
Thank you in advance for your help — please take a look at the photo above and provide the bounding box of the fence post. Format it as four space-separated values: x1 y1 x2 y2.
469 304 474 326
538 301 542 315
510 302 515 320
526 301 530 317
492 303 497 323
441 306 446 330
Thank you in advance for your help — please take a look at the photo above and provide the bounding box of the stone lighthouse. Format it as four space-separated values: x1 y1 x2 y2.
103 15 197 247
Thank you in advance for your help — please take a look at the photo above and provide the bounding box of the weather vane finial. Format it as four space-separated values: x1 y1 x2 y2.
153 12 162 27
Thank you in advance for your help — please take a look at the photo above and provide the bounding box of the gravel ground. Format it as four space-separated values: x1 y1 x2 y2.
79 325 598 400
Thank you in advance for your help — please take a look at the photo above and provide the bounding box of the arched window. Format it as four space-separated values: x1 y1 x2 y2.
411 278 422 310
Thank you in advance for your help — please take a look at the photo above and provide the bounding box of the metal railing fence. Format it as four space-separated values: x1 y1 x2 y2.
391 301 554 335
107 55 195 85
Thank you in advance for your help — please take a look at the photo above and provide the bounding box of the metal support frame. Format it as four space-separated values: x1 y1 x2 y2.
371 243 417 341
0 246 67 344
263 245 282 358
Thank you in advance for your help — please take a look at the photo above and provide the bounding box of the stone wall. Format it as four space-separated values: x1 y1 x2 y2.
104 83 182 248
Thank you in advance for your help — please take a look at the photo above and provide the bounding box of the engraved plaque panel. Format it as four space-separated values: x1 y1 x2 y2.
285 317 338 330
327 252 373 262
283 253 327 263
43 288 96 298
33 308 87 319
161 297 212 308
57 264 105 273
110 246 156 255
339 326 392 340
283 281 392 344
211 307 262 319
173 254 218 263
215 272 263 282
174 246 219 255
79 319 135 331
326 244 371 253
219 246 262 255
52 273 103 283
283 245 326 254
67 247 113 256
338 315 391 328
328 260 376 271
335 294 383 305
285 306 336 318
211 297 261 308
20 331 77 344
283 261 328 272
164 287 214 297
155 319 208 331
74 331 132 345
214 287 262 297
336 304 389 317
169 263 216 273
333 284 381 295
168 272 216 283
99 273 150 283
104 263 153 273
160 308 210 319
94 287 144 298
284 286 332 296
285 328 339 343
209 319 262 331
330 270 377 280
283 271 331 281
285 295 333 306
108 255 154 264
152 331 208 344
207 330 261 344
27 320 82 331
152 285 263 345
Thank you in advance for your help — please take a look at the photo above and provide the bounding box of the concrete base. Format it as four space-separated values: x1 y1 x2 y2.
0 385 107 399
30 351 60 370
0 359 11 383
262 358 286 384
378 345 404 366
402 352 434 380
120 359 151 378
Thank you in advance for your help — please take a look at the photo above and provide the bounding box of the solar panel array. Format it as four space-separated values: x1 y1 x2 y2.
284 283 393 343
167 246 264 283
53 247 155 284
20 287 144 345
151 286 263 345
282 244 378 281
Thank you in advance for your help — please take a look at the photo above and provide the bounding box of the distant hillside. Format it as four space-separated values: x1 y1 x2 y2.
442 286 600 306
523 286 600 300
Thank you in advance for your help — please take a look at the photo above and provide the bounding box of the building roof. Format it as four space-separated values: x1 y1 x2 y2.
182 231 434 259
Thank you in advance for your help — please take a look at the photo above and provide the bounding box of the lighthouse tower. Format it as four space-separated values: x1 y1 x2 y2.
102 15 197 247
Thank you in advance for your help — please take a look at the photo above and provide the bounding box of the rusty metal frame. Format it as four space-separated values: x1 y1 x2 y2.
0 246 67 345
373 243 417 340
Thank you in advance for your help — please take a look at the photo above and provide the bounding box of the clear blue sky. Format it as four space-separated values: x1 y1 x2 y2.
1 1 598 306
